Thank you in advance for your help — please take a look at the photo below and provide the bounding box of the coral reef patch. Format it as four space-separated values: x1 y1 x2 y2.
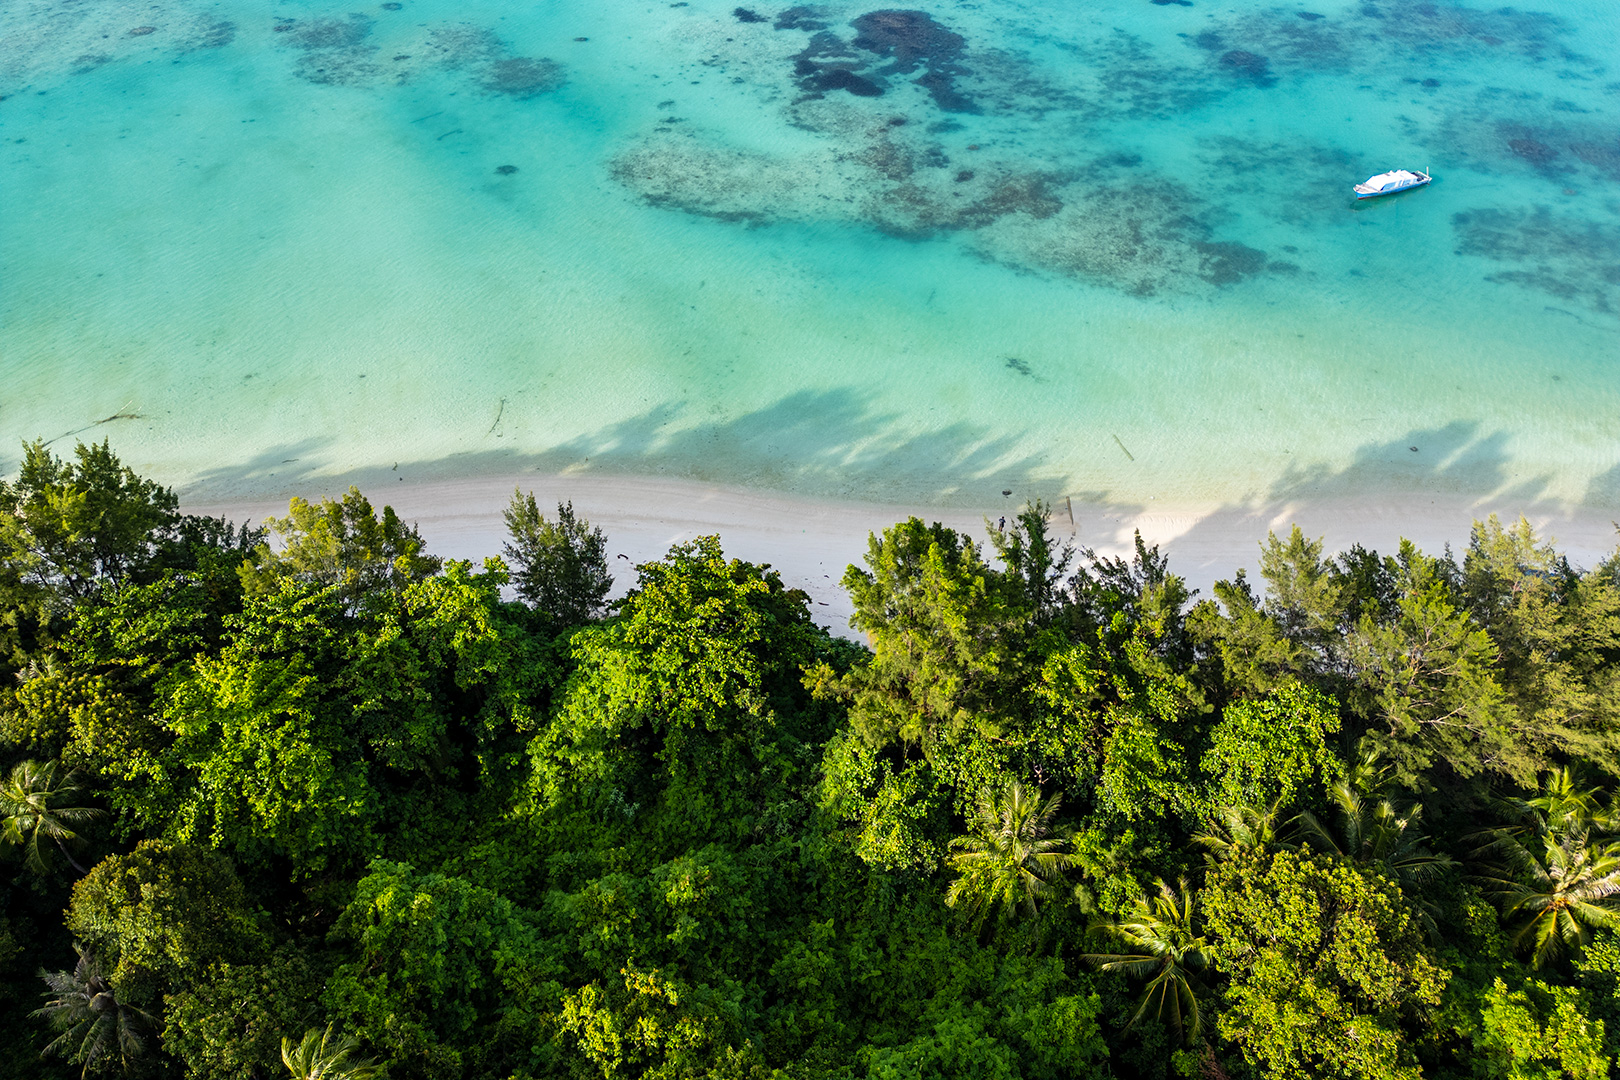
614 109 1286 297
781 10 977 113
482 56 563 97
266 13 564 97
1453 207 1620 314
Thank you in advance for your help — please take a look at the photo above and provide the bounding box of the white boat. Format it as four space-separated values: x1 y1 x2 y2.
1354 168 1431 199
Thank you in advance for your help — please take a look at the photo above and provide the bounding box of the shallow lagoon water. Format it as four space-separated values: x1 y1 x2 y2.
2 0 1618 510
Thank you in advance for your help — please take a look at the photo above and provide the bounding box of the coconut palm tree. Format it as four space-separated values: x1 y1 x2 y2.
33 943 154 1077
1521 766 1617 836
1083 878 1212 1045
0 759 102 875
1471 769 1620 968
1292 750 1453 940
1479 828 1620 968
1193 799 1285 863
945 780 1070 929
1293 750 1453 887
282 1025 382 1080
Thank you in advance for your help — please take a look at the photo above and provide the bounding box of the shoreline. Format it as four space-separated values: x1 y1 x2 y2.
181 471 1620 633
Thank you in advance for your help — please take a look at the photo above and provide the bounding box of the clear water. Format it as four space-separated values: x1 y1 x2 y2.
3 0 1618 510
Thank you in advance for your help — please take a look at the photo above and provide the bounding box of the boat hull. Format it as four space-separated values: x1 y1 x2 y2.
1354 176 1431 199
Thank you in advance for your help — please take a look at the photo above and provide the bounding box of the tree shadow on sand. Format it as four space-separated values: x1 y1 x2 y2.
185 388 1056 506
1095 421 1620 582
182 397 1620 574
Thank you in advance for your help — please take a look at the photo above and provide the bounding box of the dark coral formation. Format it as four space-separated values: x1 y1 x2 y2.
271 16 563 97
792 31 879 96
775 7 829 32
733 8 766 23
288 16 373 51
1197 136 1357 226
1186 0 1584 79
495 164 518 175
851 11 975 112
1505 134 1561 171
192 20 236 49
1369 0 1567 58
1217 49 1275 86
816 68 884 96
483 57 563 97
279 15 379 84
1194 240 1270 285
1429 106 1620 186
783 10 977 112
296 50 381 86
1454 207 1620 314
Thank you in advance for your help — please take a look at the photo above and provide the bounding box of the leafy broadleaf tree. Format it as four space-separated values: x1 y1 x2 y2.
1083 877 1211 1045
501 492 612 624
0 439 180 602
162 953 325 1080
0 759 102 875
529 536 833 855
66 841 266 1011
1203 848 1447 1080
1199 681 1344 818
1471 976 1609 1080
33 943 155 1077
239 487 439 611
945 780 1070 931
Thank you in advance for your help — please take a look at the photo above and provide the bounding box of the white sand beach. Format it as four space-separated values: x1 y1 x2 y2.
183 472 1620 634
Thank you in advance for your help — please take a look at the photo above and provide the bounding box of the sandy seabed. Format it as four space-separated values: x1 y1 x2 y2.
184 473 1620 635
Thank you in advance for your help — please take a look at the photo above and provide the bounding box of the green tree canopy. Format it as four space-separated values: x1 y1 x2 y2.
1199 681 1344 817
529 536 834 855
0 440 180 601
502 492 613 625
65 841 265 1008
239 487 440 610
1204 848 1447 1080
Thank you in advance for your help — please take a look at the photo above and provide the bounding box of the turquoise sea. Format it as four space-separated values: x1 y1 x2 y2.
3 0 1618 510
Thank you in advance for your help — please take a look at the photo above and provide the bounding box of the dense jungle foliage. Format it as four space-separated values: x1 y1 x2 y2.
3 439 1620 1080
